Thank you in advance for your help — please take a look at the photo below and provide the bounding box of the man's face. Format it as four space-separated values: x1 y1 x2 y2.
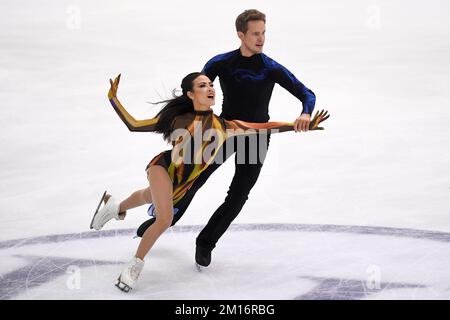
238 20 265 55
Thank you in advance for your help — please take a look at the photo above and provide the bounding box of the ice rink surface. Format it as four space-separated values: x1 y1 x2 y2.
1 0 449 299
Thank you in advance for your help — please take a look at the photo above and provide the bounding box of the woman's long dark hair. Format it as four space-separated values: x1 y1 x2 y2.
152 72 203 142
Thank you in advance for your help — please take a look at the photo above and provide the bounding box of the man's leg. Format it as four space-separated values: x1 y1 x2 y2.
171 140 237 224
195 134 271 265
171 162 221 225
196 162 264 249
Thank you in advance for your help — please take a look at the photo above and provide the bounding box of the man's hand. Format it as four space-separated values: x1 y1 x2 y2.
293 113 311 132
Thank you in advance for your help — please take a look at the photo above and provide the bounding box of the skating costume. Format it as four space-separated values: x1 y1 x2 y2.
108 89 295 214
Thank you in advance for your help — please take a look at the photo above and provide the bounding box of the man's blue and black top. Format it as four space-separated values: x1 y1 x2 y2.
202 48 316 123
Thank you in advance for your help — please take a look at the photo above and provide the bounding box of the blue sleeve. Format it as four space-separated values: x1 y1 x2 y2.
202 56 221 82
266 56 316 114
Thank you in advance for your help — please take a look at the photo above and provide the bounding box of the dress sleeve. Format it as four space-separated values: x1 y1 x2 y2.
223 118 294 138
108 76 159 132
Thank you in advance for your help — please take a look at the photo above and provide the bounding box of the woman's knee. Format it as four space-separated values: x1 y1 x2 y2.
155 211 173 229
146 168 152 183
147 165 173 228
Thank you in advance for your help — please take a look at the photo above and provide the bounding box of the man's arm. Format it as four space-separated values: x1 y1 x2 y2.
201 56 221 82
202 50 237 82
265 56 316 132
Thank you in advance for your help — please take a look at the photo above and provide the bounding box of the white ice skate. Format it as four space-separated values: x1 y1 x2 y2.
115 256 145 293
90 191 123 230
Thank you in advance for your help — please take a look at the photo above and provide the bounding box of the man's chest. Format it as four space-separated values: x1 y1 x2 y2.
219 66 274 90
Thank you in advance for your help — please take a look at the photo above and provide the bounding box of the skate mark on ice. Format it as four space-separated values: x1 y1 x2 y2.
1 223 450 250
0 224 449 299
295 276 425 300
0 255 120 300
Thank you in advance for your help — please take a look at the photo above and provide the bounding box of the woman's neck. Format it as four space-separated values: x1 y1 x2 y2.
193 104 212 112
193 108 213 114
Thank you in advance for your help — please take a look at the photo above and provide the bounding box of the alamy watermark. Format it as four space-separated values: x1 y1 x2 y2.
366 264 381 290
66 5 81 30
169 121 275 165
66 265 81 290
366 5 382 30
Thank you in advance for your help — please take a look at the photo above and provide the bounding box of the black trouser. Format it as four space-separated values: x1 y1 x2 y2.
137 134 271 251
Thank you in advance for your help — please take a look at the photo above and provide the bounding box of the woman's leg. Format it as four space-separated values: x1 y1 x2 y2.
135 165 173 260
118 168 153 212
119 187 152 212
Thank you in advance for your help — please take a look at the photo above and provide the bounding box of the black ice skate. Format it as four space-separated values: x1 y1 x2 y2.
195 245 212 271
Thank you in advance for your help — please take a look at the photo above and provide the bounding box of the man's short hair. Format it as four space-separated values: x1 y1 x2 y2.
235 9 266 34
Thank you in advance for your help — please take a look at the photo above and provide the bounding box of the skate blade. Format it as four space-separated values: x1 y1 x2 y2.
90 190 107 230
115 277 132 293
195 263 206 272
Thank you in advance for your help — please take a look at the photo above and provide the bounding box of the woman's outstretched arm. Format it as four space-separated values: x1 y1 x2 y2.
223 109 329 138
108 74 159 132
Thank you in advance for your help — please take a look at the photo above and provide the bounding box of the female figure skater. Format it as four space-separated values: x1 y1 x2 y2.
91 72 328 292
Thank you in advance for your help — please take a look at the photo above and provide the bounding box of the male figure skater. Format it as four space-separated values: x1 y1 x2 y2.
193 9 316 267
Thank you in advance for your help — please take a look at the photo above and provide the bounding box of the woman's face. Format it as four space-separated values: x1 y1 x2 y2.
187 75 215 109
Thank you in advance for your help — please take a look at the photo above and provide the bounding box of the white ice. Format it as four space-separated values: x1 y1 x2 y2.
0 0 449 300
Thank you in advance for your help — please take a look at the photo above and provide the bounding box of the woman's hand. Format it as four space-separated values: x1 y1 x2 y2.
308 109 330 130
108 74 121 99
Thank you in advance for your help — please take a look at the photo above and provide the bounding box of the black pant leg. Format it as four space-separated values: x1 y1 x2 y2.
196 134 271 251
171 141 237 225
170 161 221 225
